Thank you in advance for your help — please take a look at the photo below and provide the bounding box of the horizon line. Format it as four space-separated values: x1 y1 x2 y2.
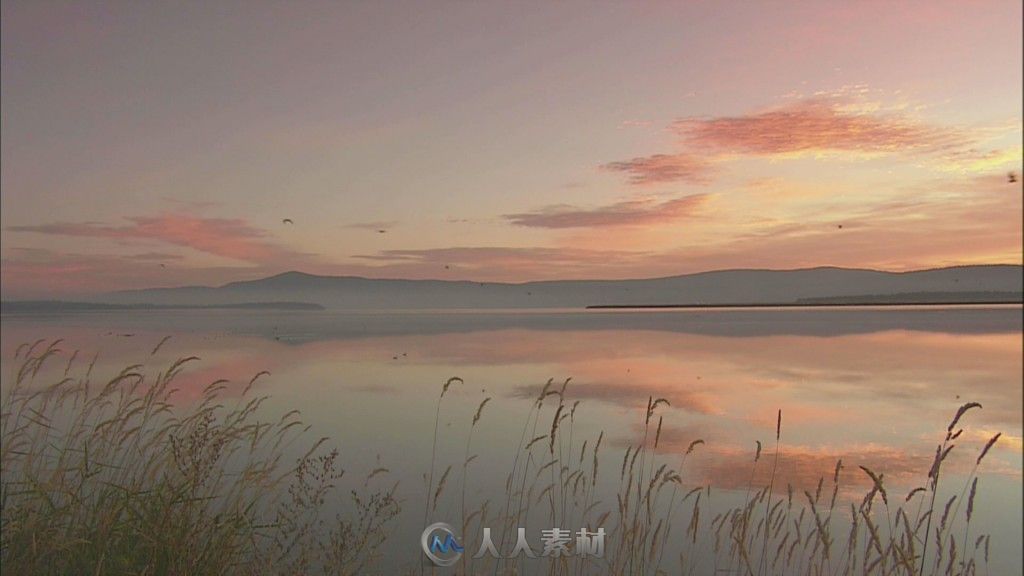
134 262 1024 291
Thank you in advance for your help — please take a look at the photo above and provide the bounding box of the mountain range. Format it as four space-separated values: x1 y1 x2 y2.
67 264 1023 310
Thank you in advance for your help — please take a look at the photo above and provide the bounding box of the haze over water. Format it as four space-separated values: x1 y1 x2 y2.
3 306 1020 573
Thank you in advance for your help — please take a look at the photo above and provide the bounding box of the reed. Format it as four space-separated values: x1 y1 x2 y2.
1 341 399 575
1 340 1011 576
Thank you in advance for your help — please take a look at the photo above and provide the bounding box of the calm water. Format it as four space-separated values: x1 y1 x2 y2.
2 306 1021 574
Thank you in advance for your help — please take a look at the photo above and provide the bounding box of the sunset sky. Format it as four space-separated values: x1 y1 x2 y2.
2 0 1022 298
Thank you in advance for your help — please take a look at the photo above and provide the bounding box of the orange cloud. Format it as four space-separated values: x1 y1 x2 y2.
503 194 709 228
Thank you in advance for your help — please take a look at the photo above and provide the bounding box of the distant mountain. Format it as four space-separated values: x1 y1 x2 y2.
74 265 1024 310
794 291 1023 305
1 301 325 313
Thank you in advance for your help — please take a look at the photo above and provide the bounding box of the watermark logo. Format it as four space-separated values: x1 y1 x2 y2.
421 524 604 565
421 522 464 566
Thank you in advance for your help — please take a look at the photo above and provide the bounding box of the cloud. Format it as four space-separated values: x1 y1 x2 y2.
937 145 1024 174
601 153 714 185
504 194 709 229
0 249 261 298
345 220 399 230
511 379 720 416
123 252 185 261
7 213 308 264
159 197 222 212
354 246 647 265
672 97 972 158
336 174 1021 280
3 174 1018 296
681 444 937 492
352 246 649 279
601 95 1012 188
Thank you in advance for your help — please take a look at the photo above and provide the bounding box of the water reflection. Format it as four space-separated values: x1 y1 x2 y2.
2 307 1021 572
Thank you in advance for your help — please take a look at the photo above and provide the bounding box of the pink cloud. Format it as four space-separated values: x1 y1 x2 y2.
517 379 720 415
3 175 1018 296
8 213 307 264
0 248 266 298
601 96 1000 189
672 97 971 157
683 444 936 492
503 194 709 228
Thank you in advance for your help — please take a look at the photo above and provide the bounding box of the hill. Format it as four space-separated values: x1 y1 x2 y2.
71 265 1023 310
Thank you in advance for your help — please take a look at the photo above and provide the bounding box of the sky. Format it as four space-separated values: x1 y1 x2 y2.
1 0 1022 298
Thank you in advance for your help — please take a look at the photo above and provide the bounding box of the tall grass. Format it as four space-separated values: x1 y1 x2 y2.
1 339 1009 575
1 340 399 575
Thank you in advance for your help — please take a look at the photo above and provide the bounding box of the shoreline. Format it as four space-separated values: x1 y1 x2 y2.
586 301 1024 309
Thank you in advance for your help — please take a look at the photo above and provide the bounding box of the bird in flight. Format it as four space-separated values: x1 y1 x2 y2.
377 229 387 234
1009 172 1018 183
282 218 294 225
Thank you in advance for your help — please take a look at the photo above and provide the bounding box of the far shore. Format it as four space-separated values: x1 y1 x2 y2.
587 301 1023 309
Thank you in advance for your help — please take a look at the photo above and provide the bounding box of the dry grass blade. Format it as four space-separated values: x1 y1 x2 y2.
549 403 564 454
441 376 463 398
976 433 1000 465
859 465 888 506
1 346 1009 575
472 397 491 427
526 434 547 451
947 402 982 434
906 486 926 502
433 465 452 510
966 478 978 523
150 335 173 356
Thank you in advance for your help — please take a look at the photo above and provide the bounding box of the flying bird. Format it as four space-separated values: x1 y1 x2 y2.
282 218 294 225
377 229 387 234
1009 172 1018 183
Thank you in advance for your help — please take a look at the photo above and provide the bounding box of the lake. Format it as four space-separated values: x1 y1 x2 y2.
2 306 1021 574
